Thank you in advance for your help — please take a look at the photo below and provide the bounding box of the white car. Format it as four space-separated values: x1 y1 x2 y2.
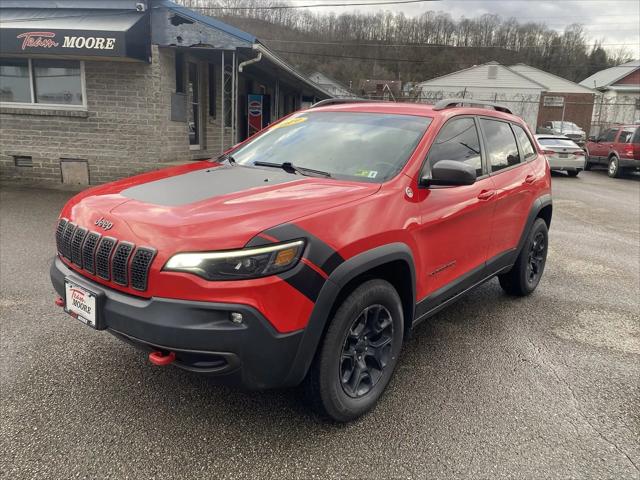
538 121 586 144
535 135 586 177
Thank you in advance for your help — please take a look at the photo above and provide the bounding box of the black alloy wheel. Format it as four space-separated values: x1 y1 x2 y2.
526 231 546 288
498 217 548 296
339 304 393 398
304 279 404 422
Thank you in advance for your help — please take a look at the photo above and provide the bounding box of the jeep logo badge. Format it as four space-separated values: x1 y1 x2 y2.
95 217 113 231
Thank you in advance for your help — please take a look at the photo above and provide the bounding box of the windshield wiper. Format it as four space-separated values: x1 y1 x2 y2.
253 161 331 178
217 153 236 165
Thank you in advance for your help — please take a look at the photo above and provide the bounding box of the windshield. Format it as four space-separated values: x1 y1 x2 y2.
537 138 580 148
231 111 432 182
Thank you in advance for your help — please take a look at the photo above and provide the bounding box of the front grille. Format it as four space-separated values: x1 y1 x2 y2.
95 237 117 280
55 218 156 292
55 218 68 254
70 227 87 266
112 242 134 286
82 232 101 274
61 222 76 259
130 248 156 291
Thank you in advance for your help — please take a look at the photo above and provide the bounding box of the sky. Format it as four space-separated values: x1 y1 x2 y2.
290 0 640 58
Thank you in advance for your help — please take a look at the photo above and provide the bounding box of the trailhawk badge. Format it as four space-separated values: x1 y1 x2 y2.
95 217 113 231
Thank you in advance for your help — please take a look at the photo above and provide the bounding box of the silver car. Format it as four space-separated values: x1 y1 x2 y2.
535 135 586 177
538 121 586 144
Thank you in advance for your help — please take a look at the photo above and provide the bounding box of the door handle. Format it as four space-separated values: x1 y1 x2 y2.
477 189 496 200
524 174 536 184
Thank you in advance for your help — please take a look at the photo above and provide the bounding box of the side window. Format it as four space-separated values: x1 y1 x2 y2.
426 117 483 177
512 124 537 160
480 118 521 173
603 129 618 142
619 129 634 143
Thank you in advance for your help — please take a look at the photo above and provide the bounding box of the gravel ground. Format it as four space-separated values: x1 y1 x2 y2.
1 170 639 479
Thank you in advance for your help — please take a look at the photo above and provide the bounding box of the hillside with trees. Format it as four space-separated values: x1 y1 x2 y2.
177 0 633 90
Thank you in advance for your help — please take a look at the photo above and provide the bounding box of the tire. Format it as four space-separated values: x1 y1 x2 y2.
499 218 548 296
305 279 404 422
567 170 580 177
608 155 622 178
584 151 592 171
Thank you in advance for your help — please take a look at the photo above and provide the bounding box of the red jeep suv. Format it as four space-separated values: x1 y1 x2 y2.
51 99 552 421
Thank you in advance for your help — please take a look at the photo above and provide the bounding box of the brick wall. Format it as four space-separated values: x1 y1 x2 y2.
0 46 230 185
537 92 595 134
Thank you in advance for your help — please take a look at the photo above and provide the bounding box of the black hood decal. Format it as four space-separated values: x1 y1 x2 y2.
120 165 297 206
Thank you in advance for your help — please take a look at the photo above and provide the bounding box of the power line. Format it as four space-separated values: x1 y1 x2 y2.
182 0 442 9
263 38 637 48
272 48 640 67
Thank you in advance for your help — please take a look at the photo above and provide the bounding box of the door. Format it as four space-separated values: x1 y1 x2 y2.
479 118 537 261
187 62 200 149
416 116 497 298
592 127 618 162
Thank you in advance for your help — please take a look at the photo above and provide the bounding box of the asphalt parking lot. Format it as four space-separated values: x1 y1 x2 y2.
1 169 639 479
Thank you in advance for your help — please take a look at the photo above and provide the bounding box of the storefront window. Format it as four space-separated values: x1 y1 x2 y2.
0 58 31 103
33 60 83 105
0 58 84 107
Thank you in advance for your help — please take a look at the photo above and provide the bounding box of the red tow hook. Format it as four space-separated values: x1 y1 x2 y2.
149 351 176 366
55 297 65 307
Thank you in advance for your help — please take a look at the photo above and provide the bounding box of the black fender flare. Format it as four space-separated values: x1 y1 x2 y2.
283 242 416 386
516 193 552 257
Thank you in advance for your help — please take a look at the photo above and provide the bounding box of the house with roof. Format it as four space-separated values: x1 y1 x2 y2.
309 71 356 98
0 0 330 185
416 61 596 134
359 79 402 101
580 60 640 133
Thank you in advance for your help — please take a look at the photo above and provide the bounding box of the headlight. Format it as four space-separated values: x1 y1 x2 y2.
163 240 305 280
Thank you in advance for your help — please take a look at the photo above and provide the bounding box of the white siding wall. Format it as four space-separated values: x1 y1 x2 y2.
416 64 544 128
417 85 541 129
591 91 640 134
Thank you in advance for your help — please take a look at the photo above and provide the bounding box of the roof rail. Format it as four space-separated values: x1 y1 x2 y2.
310 98 377 108
432 98 513 114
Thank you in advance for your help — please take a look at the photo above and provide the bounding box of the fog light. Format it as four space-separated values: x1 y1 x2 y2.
230 312 243 324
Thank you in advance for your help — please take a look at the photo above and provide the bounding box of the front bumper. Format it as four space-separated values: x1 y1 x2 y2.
51 257 304 389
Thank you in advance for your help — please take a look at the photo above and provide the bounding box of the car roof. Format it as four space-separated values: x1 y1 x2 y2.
305 101 524 123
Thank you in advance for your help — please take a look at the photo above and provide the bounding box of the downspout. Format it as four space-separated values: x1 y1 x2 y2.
238 52 262 73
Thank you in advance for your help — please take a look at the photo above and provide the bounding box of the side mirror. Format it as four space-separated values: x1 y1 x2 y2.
421 160 477 187
588 135 597 142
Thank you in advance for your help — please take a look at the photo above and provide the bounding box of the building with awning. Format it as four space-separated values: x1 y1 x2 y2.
0 0 330 184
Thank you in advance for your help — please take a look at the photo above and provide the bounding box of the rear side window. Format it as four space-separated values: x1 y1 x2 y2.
602 129 618 142
512 124 537 160
619 129 636 144
632 128 640 145
426 117 483 177
480 119 521 173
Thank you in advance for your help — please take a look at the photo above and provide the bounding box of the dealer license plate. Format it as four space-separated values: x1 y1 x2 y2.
64 279 98 329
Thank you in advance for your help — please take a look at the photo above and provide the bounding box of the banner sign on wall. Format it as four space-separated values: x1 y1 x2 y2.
248 94 264 137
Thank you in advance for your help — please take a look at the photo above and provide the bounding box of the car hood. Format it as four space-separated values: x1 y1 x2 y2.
63 162 380 251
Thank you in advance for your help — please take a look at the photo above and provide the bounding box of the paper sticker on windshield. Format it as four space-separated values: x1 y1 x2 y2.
355 170 378 178
271 117 307 130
